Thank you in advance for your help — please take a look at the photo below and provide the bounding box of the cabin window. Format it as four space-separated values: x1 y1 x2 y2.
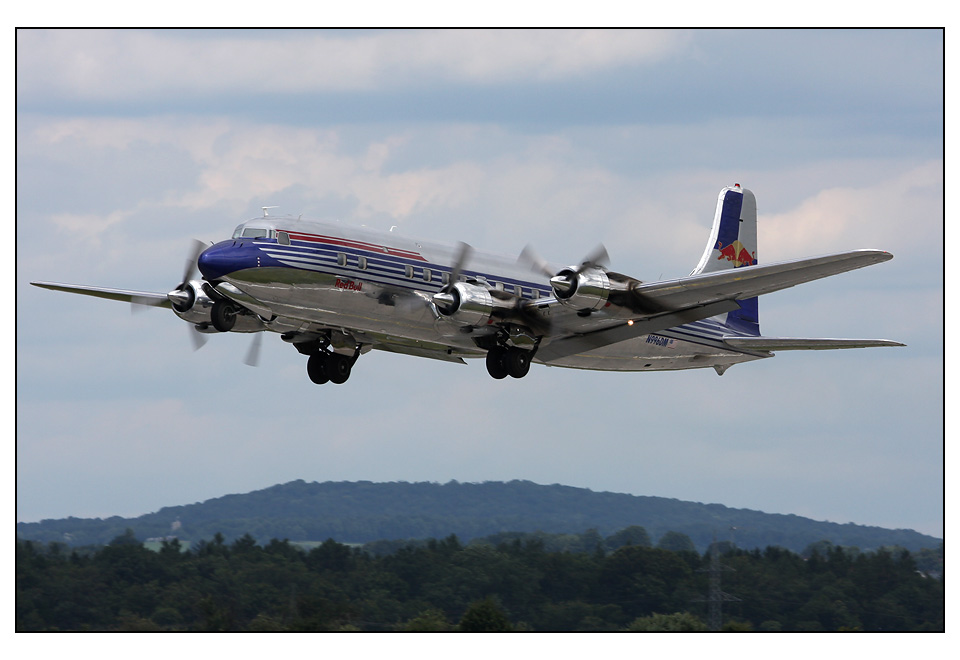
358 256 368 270
442 272 450 285
423 268 432 282
531 289 540 300
494 281 503 291
277 231 290 246
405 265 414 279
515 285 523 297
337 253 347 267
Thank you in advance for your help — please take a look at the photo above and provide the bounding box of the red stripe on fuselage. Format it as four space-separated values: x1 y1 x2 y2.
286 232 427 261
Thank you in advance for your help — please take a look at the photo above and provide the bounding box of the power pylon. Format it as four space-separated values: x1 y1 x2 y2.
695 537 741 631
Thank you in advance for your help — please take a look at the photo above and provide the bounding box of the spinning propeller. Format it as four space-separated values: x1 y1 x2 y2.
432 241 473 313
148 238 265 363
165 239 211 351
518 243 609 293
518 243 662 314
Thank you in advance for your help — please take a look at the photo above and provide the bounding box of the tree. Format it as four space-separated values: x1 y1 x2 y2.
599 546 695 619
606 525 652 551
656 531 696 553
231 533 258 554
458 597 513 632
404 608 454 631
626 611 707 631
108 528 141 546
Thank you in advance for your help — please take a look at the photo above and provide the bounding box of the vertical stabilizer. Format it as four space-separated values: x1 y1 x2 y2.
692 185 760 335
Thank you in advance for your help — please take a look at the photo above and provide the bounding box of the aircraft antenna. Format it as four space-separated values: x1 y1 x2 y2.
262 206 278 217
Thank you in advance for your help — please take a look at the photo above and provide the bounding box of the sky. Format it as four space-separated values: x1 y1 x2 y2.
16 29 944 540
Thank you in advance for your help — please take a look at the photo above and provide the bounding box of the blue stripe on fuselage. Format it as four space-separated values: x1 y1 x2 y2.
201 237 554 299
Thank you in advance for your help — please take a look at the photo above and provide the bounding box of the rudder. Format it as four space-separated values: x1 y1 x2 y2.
692 184 760 335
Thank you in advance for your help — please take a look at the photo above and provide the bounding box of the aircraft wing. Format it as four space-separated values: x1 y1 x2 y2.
631 249 892 311
30 282 171 308
373 342 470 364
536 249 893 361
536 300 740 361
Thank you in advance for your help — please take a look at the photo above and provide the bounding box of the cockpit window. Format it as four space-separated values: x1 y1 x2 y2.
232 225 274 240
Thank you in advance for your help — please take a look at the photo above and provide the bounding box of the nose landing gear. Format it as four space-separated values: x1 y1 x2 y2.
211 299 239 332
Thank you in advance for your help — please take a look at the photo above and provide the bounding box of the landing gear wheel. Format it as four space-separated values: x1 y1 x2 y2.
326 353 352 385
506 348 531 379
485 348 508 380
211 300 238 332
307 353 329 385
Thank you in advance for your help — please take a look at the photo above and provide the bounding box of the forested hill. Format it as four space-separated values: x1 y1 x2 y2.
16 480 940 553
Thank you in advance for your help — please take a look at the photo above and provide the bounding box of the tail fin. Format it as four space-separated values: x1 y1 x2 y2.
692 184 760 335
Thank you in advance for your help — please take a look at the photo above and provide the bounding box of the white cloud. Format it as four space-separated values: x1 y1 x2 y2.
20 115 944 298
51 209 129 236
18 29 690 102
762 160 943 257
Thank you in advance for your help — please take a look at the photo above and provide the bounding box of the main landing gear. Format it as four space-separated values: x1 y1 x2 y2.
485 346 532 380
306 349 358 385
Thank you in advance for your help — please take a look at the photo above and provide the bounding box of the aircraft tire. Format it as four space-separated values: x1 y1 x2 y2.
506 348 531 379
326 353 352 385
211 300 238 332
307 353 329 385
485 348 508 379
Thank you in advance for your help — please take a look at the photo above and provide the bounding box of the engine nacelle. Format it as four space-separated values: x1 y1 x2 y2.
550 267 612 311
168 280 216 324
433 282 516 327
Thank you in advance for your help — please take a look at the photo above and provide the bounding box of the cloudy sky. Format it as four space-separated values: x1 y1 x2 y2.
16 29 943 539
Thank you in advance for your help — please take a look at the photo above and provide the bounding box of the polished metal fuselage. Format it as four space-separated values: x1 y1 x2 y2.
203 217 766 373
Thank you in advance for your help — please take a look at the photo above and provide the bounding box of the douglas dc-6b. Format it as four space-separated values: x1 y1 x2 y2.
32 185 903 385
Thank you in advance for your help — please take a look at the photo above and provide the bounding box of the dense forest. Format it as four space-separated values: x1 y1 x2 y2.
15 480 941 554
16 527 944 632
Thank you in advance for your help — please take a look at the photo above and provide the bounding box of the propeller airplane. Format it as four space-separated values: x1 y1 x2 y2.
31 185 903 385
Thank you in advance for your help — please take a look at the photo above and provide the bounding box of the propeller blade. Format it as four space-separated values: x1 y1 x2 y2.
181 239 207 285
579 243 609 272
130 297 166 314
445 242 473 292
244 332 263 367
518 244 554 278
189 325 209 351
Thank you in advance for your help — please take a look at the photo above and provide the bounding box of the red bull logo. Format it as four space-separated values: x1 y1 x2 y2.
715 240 757 267
335 277 363 292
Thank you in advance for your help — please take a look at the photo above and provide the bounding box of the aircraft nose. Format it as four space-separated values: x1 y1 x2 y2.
197 241 238 281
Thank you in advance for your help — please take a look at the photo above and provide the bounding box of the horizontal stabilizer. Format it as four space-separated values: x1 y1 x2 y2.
31 281 171 308
723 336 905 351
